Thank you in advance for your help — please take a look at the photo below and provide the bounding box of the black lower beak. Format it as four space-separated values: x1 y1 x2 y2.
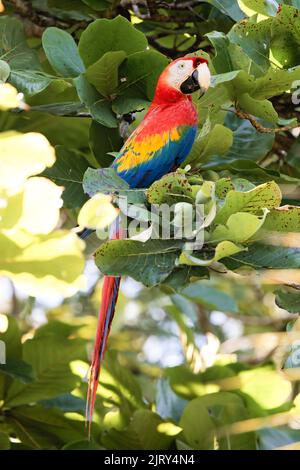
180 69 200 94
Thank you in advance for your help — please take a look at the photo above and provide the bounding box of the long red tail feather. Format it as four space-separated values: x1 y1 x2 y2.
86 220 121 432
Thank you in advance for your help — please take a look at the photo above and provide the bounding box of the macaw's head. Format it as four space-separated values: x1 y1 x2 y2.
153 56 211 104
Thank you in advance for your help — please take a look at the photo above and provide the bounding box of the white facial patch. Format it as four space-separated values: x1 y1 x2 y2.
166 60 195 91
196 62 211 92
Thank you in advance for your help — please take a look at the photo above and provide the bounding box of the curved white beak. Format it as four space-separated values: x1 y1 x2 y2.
196 62 211 94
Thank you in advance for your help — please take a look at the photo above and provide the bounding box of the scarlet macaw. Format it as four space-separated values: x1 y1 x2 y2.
87 56 211 424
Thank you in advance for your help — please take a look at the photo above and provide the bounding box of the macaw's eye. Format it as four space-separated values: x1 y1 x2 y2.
179 63 185 69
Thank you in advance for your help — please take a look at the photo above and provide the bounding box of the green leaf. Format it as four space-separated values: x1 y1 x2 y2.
81 0 110 10
156 379 187 422
223 243 300 269
163 265 209 288
0 60 10 82
5 337 85 407
214 181 281 224
228 16 273 73
85 50 126 97
31 101 85 116
113 50 168 115
238 0 278 17
182 281 238 312
74 73 100 107
206 32 234 73
262 206 300 232
239 366 292 409
0 17 41 71
208 0 244 21
78 16 148 67
9 405 87 449
147 173 193 205
62 439 102 450
40 393 86 413
95 239 183 287
0 432 10 450
211 211 266 242
179 398 215 449
90 99 118 127
100 351 144 410
270 5 300 68
89 121 123 167
275 290 300 313
0 359 35 384
43 145 89 209
221 114 275 164
166 364 236 400
238 93 278 123
83 167 129 197
119 50 169 101
42 27 85 77
180 240 244 267
9 71 52 96
189 124 233 164
198 392 257 449
251 66 300 100
103 410 174 450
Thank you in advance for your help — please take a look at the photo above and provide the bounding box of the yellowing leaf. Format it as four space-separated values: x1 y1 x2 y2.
0 230 85 297
0 132 56 191
17 177 63 234
211 211 266 243
0 83 19 110
239 367 292 410
78 193 119 230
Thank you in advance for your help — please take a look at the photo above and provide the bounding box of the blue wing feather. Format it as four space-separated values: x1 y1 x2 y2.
113 126 197 188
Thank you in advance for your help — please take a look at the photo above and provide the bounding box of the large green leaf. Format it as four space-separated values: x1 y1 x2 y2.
43 145 89 208
100 351 144 410
261 206 300 232
238 0 278 16
208 0 244 21
9 71 52 96
85 50 126 97
251 66 300 99
95 239 183 287
0 359 35 384
78 16 148 67
0 17 41 71
228 16 273 73
9 405 87 449
221 114 275 164
5 336 85 407
214 181 281 224
83 167 129 197
211 211 266 242
179 398 215 450
0 432 10 450
270 5 300 68
223 243 300 269
103 410 174 450
42 27 85 78
197 392 257 449
89 121 122 167
275 290 300 313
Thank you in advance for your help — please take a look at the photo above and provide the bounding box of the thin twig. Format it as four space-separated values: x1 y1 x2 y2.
224 107 300 134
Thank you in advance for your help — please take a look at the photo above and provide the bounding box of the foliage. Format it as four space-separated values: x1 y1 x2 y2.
0 0 300 451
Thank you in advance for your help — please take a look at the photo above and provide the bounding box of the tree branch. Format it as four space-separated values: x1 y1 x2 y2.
226 106 300 134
